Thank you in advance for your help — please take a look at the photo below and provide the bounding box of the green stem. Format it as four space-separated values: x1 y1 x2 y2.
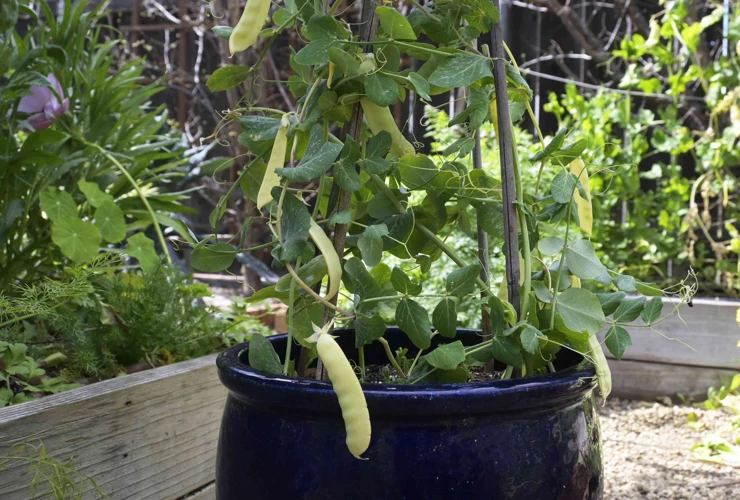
284 269 298 375
378 337 406 379
509 123 531 320
549 202 573 330
502 366 514 379
359 346 366 382
406 347 424 378
286 263 354 317
84 141 171 265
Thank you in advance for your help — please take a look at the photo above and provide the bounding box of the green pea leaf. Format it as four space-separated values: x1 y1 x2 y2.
565 239 608 281
596 291 626 316
531 127 567 162
328 47 361 77
366 131 393 158
636 281 663 297
446 264 481 296
240 160 267 203
212 26 234 40
126 233 159 272
641 297 663 325
191 242 237 272
277 127 343 183
272 192 311 262
305 14 348 41
408 72 431 101
491 335 523 367
376 6 417 41
248 334 282 374
396 298 432 349
40 187 76 221
615 274 638 292
612 297 646 323
604 325 631 360
428 52 492 88
425 341 465 370
520 325 544 355
549 139 589 165
550 171 579 204
358 224 389 267
344 257 383 300
397 154 438 190
478 203 504 239
355 314 386 348
538 236 565 256
556 288 606 335
432 298 457 338
94 201 126 243
334 161 363 192
463 0 500 32
390 267 422 295
207 65 251 92
275 255 327 292
365 72 400 106
289 298 325 346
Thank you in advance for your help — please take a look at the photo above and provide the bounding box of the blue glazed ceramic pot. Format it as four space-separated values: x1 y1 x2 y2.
216 328 603 499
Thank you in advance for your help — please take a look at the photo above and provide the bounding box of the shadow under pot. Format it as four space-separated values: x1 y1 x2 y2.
215 327 603 500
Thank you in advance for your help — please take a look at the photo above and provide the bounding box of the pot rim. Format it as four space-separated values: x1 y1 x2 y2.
216 328 598 418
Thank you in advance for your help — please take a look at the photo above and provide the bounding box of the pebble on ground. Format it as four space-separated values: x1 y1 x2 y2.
600 398 740 499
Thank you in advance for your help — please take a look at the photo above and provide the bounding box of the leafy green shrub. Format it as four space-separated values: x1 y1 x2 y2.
0 0 194 291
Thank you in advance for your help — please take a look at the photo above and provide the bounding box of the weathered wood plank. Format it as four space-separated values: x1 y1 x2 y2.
181 482 216 500
600 297 740 370
609 358 737 401
0 354 227 500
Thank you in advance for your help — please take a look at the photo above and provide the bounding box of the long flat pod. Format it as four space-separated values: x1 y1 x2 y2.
360 98 415 157
256 114 290 210
308 324 371 459
308 219 341 301
229 0 272 55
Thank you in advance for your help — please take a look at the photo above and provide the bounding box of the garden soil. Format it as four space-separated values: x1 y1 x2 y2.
600 398 740 499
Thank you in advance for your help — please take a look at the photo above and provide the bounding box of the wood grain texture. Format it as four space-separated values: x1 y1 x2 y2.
609 358 737 400
599 298 740 370
181 482 216 500
0 355 227 500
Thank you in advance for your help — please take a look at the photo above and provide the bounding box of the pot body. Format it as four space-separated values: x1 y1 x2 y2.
216 328 603 500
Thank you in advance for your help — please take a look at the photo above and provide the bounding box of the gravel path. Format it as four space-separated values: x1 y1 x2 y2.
600 398 740 499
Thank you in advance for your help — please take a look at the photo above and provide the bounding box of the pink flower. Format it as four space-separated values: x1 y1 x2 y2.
17 73 69 131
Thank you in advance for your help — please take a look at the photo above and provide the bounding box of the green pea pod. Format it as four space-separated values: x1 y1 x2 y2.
360 98 415 157
229 0 272 55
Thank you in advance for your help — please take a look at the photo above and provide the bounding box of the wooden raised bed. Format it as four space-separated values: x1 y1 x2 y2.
604 297 740 400
0 355 225 500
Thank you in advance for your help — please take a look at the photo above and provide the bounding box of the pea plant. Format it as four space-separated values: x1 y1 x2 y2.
199 0 695 458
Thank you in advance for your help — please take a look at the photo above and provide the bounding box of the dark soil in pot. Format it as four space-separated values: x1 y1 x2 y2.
216 328 603 500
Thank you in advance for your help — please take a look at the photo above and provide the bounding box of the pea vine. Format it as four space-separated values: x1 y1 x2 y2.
196 0 697 456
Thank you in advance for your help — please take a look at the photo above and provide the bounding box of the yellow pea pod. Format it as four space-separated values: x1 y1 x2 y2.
572 276 611 401
309 324 371 459
360 98 415 157
256 114 289 210
229 0 272 56
308 219 341 301
588 333 612 402
489 97 499 138
570 158 593 237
